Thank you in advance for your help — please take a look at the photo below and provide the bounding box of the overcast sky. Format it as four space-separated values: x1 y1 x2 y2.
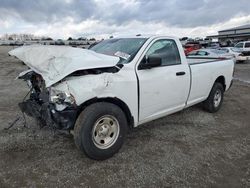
0 0 250 39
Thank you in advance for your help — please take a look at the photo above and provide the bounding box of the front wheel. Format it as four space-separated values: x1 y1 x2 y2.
74 102 128 160
203 82 224 113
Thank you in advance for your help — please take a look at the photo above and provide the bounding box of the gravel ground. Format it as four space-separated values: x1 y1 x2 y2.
0 46 250 188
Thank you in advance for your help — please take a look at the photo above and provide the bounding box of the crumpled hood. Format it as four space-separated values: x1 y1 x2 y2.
9 45 119 87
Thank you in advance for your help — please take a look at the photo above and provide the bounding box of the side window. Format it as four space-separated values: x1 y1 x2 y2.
146 39 181 66
245 42 250 48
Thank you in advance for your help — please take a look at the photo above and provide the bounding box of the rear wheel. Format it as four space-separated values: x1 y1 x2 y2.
74 102 128 160
203 82 224 113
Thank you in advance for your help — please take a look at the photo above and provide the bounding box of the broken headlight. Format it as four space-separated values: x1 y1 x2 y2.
50 89 75 105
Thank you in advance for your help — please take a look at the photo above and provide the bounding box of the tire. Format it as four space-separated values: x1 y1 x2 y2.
237 60 244 64
74 102 128 160
203 82 224 113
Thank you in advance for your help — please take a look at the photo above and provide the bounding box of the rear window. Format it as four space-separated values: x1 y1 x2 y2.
211 49 226 54
197 51 208 56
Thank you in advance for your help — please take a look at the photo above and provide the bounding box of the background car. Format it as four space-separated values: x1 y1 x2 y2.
237 51 250 63
55 39 65 45
234 41 250 52
187 49 236 62
217 47 247 63
183 42 201 55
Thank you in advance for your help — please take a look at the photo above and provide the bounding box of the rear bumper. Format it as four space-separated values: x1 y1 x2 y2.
19 99 78 130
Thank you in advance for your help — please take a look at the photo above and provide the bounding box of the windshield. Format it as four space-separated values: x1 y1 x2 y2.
235 42 244 48
231 47 242 52
90 38 147 64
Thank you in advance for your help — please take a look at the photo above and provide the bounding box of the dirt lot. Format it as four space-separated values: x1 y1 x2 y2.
0 46 250 187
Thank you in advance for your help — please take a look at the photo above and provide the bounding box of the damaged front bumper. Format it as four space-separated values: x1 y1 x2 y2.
19 99 78 130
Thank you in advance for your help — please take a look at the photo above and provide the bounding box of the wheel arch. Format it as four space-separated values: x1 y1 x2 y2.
214 75 226 91
78 97 134 129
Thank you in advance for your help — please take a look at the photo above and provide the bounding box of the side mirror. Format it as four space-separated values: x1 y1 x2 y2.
138 55 162 70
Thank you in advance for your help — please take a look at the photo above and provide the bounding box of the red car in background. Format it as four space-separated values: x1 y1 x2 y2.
184 42 201 55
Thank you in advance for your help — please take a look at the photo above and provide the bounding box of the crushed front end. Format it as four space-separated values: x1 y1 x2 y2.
18 70 78 130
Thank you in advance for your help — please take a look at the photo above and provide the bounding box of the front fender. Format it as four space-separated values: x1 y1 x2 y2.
51 68 139 127
52 73 115 106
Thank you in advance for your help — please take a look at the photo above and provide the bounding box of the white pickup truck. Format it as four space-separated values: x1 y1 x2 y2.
10 35 234 160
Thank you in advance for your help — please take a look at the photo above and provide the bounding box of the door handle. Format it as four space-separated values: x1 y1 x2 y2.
176 71 186 76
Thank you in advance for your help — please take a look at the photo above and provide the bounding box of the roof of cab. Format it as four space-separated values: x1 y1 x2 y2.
109 34 179 40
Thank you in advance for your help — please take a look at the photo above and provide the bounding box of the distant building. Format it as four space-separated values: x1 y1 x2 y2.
207 24 250 44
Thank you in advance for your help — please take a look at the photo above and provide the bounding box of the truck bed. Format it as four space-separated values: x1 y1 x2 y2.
185 57 234 108
187 57 224 65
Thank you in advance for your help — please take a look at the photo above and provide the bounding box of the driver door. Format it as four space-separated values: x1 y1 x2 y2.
136 39 190 123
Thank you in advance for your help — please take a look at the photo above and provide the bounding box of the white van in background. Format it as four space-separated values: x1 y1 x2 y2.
234 41 250 51
233 41 250 63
